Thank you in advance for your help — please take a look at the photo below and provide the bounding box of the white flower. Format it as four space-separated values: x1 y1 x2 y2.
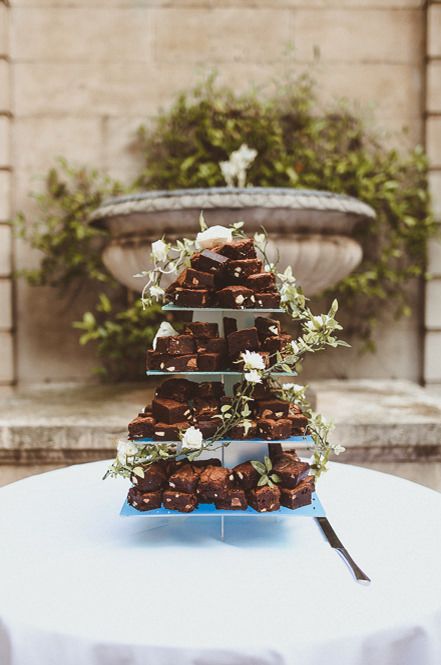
149 285 165 301
278 266 296 284
196 225 233 250
152 321 178 350
241 350 266 371
333 443 346 456
219 161 237 188
230 144 257 169
253 232 266 251
283 382 304 393
306 314 332 331
116 439 138 465
290 341 300 355
151 239 168 263
182 426 204 450
244 369 262 384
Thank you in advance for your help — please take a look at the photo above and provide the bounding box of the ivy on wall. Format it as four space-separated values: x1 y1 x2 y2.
16 76 436 379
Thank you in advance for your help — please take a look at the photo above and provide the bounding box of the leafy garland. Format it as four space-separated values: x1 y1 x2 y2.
105 215 348 481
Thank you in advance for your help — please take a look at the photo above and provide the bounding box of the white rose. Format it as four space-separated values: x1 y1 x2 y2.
182 426 203 450
152 321 178 350
196 225 233 250
116 439 138 465
244 369 262 384
149 285 165 301
241 350 266 371
151 239 168 263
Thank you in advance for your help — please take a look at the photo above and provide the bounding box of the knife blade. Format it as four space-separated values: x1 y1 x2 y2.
315 516 371 584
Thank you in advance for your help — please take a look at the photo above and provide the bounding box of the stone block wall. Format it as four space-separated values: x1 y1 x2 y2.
0 0 434 384
425 1 441 386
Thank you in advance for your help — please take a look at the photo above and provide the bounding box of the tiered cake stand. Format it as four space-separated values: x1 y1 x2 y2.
121 304 326 539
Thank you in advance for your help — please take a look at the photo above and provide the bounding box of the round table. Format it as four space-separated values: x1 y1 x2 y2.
1 461 441 665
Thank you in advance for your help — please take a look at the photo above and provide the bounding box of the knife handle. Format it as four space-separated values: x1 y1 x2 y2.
337 548 371 585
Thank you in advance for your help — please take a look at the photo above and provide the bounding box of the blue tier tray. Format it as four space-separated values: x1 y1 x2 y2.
163 304 285 313
130 435 312 446
121 492 325 518
146 370 297 376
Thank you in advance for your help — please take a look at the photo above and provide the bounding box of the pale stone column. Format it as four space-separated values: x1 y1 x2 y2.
0 0 14 385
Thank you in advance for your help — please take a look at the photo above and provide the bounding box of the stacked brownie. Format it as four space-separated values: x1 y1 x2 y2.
146 316 294 373
127 450 315 513
127 377 309 442
165 237 281 309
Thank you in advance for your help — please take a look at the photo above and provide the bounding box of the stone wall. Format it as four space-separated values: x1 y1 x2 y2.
0 0 431 384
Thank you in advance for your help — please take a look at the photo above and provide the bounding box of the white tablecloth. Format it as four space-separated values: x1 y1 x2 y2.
1 460 441 665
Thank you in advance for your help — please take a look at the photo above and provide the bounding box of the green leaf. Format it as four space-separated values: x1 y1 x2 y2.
257 475 268 486
264 455 272 472
251 460 266 475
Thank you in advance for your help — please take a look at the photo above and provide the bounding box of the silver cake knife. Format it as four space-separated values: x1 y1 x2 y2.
315 517 371 584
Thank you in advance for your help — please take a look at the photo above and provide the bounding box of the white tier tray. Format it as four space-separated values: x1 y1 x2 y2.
131 435 312 446
146 370 297 376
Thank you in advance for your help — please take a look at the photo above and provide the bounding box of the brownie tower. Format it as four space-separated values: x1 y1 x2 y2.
124 234 316 521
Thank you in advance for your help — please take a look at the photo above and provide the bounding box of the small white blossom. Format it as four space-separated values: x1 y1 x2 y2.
196 225 233 250
149 285 165 301
290 341 300 355
117 439 138 465
151 239 168 263
152 322 178 350
244 369 262 384
306 314 333 331
283 382 304 393
182 426 204 450
241 350 266 370
253 232 266 251
333 443 346 456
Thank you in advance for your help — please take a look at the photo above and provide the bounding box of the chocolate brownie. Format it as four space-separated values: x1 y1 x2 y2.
171 288 210 307
195 381 225 399
217 286 254 309
262 334 292 355
130 462 168 492
127 487 162 512
228 420 258 439
225 259 263 283
223 317 237 338
254 292 281 308
255 399 289 420
193 398 220 419
155 378 196 402
197 353 224 371
279 476 315 510
128 415 155 439
272 458 310 488
152 398 191 424
191 457 222 469
162 490 198 512
197 465 233 501
184 322 219 338
155 335 196 355
191 249 229 274
227 327 260 358
178 267 215 289
248 485 281 512
233 461 260 489
246 272 276 291
153 421 189 441
255 316 281 341
147 352 198 372
160 354 198 372
195 337 227 354
196 420 219 438
216 238 257 260
257 418 292 440
168 463 200 493
215 488 248 510
287 411 309 436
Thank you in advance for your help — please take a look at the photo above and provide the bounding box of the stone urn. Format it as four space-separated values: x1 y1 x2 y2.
90 187 375 296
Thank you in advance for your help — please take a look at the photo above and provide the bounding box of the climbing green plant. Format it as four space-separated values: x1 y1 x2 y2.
16 74 436 379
